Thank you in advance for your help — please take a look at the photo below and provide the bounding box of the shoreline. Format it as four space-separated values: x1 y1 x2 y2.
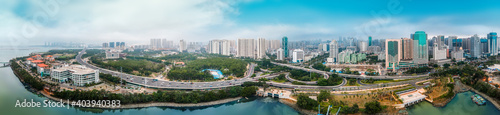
429 84 500 110
278 98 316 115
10 62 244 109
40 91 242 109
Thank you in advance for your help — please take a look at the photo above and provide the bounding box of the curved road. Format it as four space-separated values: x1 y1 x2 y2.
77 49 257 90
271 62 429 80
76 49 429 91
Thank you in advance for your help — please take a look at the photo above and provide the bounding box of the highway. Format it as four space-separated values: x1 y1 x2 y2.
271 62 429 80
76 48 430 91
77 48 260 90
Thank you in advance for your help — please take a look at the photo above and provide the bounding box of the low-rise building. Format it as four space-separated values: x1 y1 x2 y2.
51 65 100 86
105 50 121 59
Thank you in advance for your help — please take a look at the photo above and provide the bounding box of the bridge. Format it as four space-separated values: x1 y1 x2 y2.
271 62 429 80
0 62 10 68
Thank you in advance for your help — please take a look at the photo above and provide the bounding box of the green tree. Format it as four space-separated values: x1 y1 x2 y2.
364 101 382 114
317 90 330 102
297 94 318 110
240 86 258 97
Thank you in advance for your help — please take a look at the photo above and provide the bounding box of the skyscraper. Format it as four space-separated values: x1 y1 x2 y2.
209 40 230 56
237 38 255 58
282 37 288 58
292 49 304 63
179 40 186 52
257 38 267 59
277 48 284 60
329 40 338 62
368 36 372 46
109 42 115 48
401 38 413 60
386 39 401 71
448 36 457 51
359 41 368 52
488 32 498 56
470 34 481 58
411 31 428 66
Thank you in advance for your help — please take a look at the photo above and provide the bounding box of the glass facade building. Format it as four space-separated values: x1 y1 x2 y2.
282 36 288 57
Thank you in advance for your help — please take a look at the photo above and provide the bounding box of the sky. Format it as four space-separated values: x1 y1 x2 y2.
1 0 500 46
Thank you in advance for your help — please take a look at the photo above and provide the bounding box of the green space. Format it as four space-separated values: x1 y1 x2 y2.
311 62 331 71
90 56 164 76
289 69 323 81
296 91 384 114
271 74 287 83
99 73 126 85
10 60 46 90
167 57 247 81
52 86 257 104
345 78 361 86
316 74 343 86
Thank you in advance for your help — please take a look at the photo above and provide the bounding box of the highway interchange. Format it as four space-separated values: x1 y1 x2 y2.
76 49 430 90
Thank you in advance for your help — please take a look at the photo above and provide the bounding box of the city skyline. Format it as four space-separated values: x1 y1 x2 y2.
2 0 500 46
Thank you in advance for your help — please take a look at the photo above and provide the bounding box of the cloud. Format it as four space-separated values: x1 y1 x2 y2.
1 0 499 46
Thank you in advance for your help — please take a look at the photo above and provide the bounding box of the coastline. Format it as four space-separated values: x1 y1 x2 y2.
40 91 242 109
429 82 500 110
278 98 316 115
10 62 243 109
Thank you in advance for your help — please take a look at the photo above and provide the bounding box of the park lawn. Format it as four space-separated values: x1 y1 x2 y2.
272 79 287 83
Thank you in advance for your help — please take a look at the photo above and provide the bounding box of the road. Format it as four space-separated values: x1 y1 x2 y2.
75 48 430 91
77 48 258 90
271 62 429 80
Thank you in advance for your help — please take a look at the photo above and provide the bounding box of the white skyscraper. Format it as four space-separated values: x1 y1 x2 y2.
209 40 231 56
292 49 305 63
277 48 284 60
329 40 338 62
257 38 267 59
150 38 162 49
237 38 255 58
359 41 368 52
179 40 187 52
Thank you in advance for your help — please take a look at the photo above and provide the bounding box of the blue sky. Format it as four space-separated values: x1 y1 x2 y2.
1 0 500 45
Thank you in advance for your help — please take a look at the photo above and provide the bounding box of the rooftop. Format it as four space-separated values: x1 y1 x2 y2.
53 65 96 75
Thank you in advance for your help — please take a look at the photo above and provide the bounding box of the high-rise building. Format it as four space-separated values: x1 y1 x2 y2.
359 41 368 52
470 34 481 58
368 36 372 46
386 39 401 71
150 39 163 49
401 38 413 60
292 49 304 63
179 40 187 52
269 40 281 51
120 42 125 48
102 43 108 48
432 42 447 60
488 32 498 56
209 40 231 56
435 35 445 50
277 48 284 60
329 40 338 62
411 31 428 66
109 42 115 48
451 47 465 61
282 37 288 58
448 36 457 51
257 38 267 59
481 39 488 54
237 38 255 58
